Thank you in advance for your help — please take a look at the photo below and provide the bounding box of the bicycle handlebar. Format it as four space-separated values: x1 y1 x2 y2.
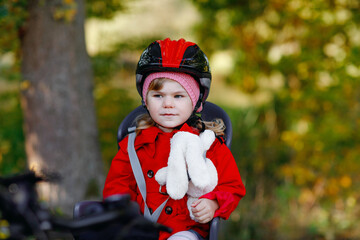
0 171 171 240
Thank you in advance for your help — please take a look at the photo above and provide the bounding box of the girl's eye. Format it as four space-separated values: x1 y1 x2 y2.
174 95 184 98
153 94 162 98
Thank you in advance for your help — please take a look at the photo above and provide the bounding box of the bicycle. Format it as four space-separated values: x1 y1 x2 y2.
0 171 171 240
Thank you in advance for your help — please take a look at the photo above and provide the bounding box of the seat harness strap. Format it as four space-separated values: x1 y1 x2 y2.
127 130 169 223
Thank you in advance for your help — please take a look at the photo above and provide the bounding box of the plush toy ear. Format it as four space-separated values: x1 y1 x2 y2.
185 133 211 189
199 130 216 151
166 132 190 200
205 158 218 191
187 158 218 197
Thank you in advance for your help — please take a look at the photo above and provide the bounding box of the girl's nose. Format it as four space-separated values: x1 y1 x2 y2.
163 97 174 108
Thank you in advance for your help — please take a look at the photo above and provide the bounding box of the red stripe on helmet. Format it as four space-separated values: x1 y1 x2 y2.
157 38 196 68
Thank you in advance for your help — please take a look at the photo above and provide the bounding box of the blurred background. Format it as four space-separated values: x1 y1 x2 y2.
1 0 360 239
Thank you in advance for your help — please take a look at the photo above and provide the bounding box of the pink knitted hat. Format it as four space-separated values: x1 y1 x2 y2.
142 72 202 111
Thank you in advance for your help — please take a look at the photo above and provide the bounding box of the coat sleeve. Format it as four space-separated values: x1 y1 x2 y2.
200 139 246 220
103 136 138 200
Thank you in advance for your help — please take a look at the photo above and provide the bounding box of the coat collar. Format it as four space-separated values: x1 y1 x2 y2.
134 123 199 152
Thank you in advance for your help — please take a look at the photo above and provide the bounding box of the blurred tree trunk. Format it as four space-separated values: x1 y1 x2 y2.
20 0 104 215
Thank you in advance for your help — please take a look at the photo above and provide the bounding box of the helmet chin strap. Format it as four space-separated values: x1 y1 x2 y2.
193 92 204 113
186 94 205 132
141 99 147 109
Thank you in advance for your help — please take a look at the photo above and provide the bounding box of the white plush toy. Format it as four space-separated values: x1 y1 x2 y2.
155 129 218 221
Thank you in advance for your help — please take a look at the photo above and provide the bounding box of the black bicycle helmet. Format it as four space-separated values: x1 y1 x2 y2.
136 38 212 108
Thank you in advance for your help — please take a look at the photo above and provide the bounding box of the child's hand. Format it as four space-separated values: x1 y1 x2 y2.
191 199 219 223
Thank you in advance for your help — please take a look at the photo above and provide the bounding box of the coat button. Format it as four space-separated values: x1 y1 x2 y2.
147 170 154 178
165 206 173 215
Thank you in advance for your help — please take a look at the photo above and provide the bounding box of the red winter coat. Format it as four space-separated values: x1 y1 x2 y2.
103 124 246 239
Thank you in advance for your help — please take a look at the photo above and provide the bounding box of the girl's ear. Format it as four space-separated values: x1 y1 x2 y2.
195 103 203 113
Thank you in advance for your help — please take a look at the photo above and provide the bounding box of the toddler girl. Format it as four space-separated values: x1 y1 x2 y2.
103 38 245 240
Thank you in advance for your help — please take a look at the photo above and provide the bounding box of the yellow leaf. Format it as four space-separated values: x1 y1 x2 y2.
340 175 352 188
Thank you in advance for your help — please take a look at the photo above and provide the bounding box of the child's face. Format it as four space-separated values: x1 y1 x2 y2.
146 79 193 132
